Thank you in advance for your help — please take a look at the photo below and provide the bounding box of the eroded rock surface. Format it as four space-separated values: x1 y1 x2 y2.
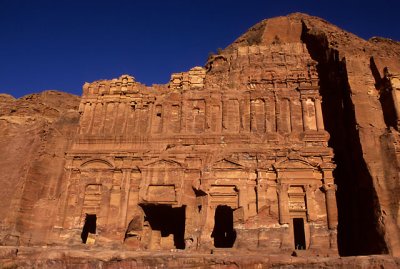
1 13 400 268
0 91 80 246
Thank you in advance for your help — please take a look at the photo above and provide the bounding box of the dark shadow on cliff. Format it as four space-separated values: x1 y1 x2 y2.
370 57 400 254
301 22 388 256
370 58 398 130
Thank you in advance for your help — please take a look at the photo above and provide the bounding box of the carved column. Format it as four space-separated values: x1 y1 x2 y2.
107 172 122 227
181 99 187 133
255 172 265 209
241 97 251 132
99 102 107 134
90 102 103 134
111 101 119 134
320 163 338 229
98 185 111 237
277 183 290 224
60 168 78 228
114 102 126 134
126 171 141 222
200 204 215 249
266 95 277 132
238 185 248 219
92 182 111 245
217 99 223 133
121 101 129 135
250 99 257 133
323 184 338 229
75 182 87 227
305 185 317 221
301 99 310 131
314 98 325 131
205 99 211 133
145 101 153 134
80 102 95 134
120 168 132 235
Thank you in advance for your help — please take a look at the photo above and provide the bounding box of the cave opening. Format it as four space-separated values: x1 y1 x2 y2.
293 218 306 250
301 22 388 256
81 214 96 244
140 204 186 249
212 205 236 248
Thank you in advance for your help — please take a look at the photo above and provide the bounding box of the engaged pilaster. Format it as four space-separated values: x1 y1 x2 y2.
301 98 310 131
314 98 325 131
277 183 290 224
321 163 338 229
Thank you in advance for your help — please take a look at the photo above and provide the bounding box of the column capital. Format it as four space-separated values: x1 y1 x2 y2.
319 162 336 171
276 183 289 193
322 183 337 192
304 184 318 193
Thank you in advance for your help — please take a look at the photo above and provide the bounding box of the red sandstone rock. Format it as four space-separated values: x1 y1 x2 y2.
0 91 80 246
1 13 400 268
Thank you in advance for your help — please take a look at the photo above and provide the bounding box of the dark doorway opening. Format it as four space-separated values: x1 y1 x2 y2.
140 204 186 249
293 218 306 250
212 205 236 248
81 214 96 244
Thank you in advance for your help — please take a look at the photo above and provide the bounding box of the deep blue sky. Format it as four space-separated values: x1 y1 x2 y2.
1 0 399 98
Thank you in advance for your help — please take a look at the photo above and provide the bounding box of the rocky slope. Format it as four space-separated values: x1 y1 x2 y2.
1 12 400 268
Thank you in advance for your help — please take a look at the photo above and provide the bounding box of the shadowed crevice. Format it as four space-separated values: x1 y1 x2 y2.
301 20 388 256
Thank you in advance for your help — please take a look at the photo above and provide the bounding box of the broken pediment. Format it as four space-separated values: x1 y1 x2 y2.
273 159 316 171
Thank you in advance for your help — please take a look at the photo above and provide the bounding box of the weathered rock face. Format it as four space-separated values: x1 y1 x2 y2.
300 16 400 257
0 91 80 246
1 12 400 267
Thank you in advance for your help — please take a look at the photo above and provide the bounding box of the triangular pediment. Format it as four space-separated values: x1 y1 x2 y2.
273 159 315 170
212 159 244 169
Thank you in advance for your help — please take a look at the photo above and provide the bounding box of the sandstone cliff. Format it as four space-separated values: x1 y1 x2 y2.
1 13 400 268
299 14 400 256
205 13 400 256
0 91 80 245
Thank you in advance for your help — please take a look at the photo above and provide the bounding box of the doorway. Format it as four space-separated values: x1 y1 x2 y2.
293 218 306 250
140 204 186 249
81 214 96 244
212 205 236 248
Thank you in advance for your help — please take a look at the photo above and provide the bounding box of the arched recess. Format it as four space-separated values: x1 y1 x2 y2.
80 159 114 169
